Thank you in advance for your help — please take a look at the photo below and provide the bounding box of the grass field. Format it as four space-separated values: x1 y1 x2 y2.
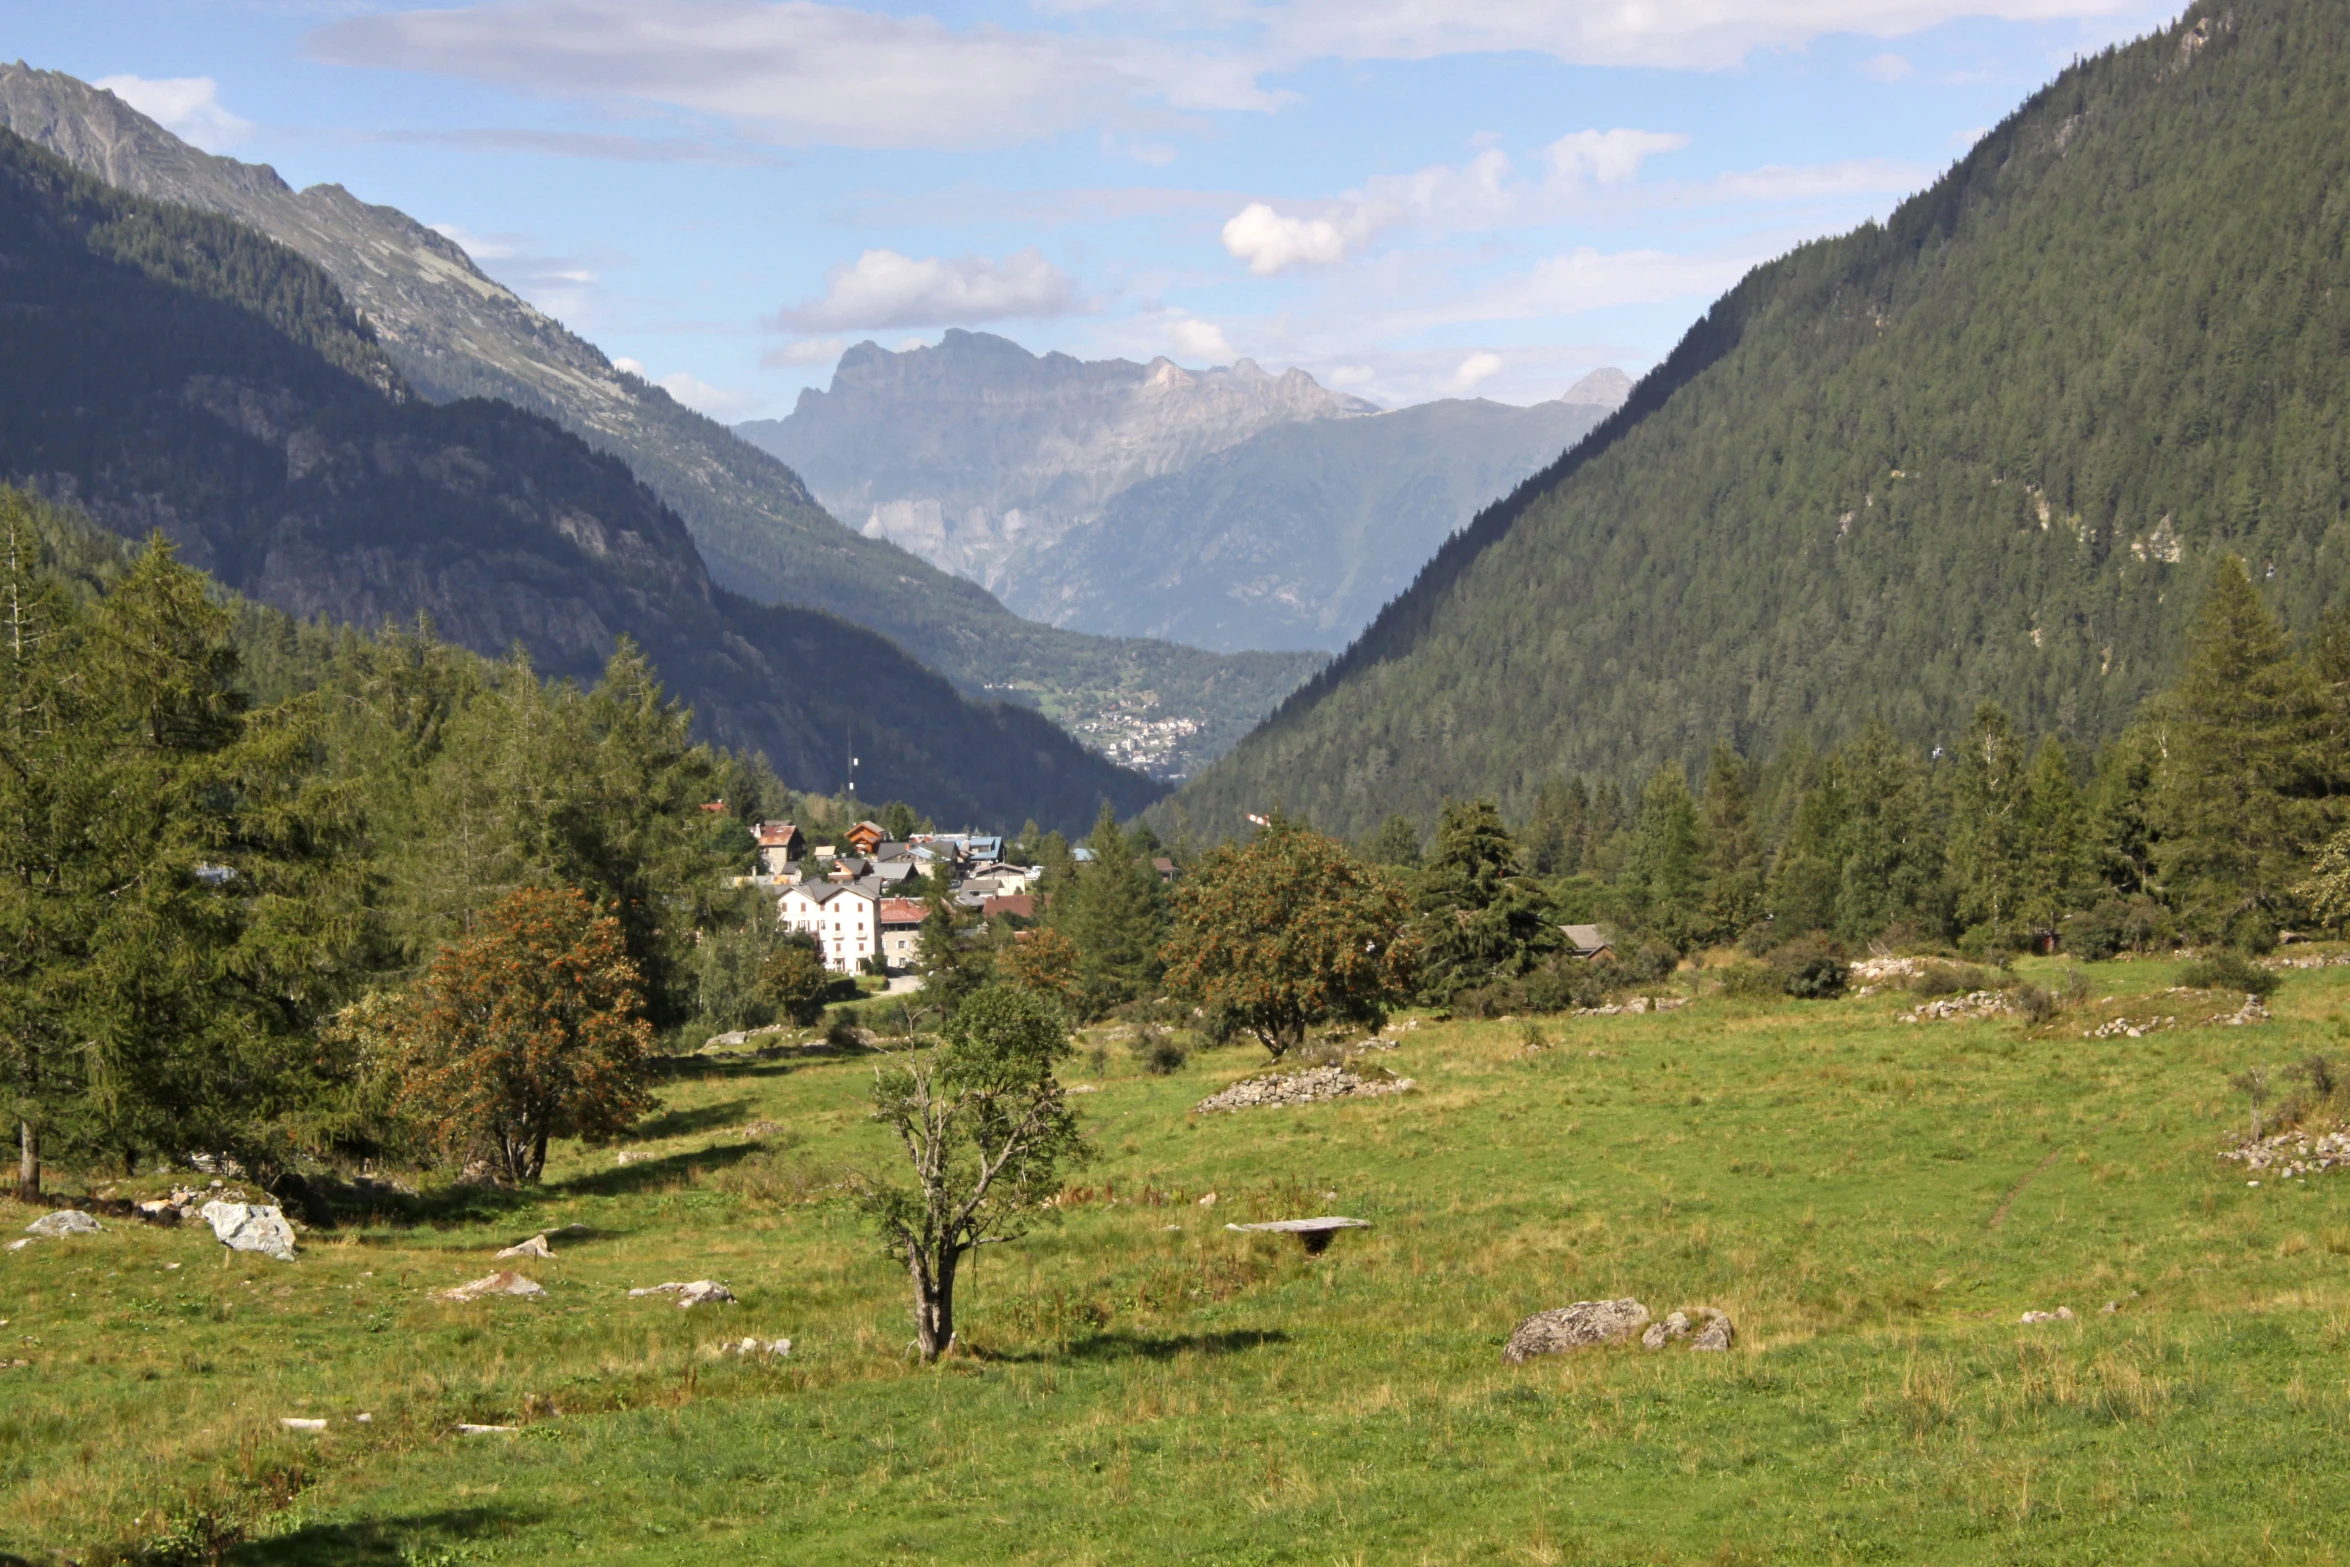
3 954 2347 1565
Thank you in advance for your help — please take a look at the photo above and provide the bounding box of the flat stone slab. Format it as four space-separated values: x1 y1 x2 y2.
1225 1216 1369 1254
628 1279 736 1308
442 1270 545 1302
1504 1299 1651 1363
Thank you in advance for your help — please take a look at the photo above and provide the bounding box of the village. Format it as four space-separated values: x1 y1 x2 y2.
746 817 1177 976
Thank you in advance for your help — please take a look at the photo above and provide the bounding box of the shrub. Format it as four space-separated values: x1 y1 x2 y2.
2181 951 2279 999
1768 936 1848 1000
2012 983 2059 1025
2065 896 2175 959
1126 1024 1188 1076
1715 962 1784 999
1908 962 2007 999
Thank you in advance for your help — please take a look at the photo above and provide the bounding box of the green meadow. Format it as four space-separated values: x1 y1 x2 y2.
4 956 2347 1566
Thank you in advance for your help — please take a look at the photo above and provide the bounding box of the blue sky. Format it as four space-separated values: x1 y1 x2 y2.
16 0 2182 419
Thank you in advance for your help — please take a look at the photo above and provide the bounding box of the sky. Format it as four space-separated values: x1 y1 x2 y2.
13 0 2186 420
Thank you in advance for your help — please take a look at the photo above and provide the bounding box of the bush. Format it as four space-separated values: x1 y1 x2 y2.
2012 983 2059 1025
1908 962 2007 999
1453 957 1616 1017
2181 950 2280 999
1714 962 1784 999
1768 936 1848 1000
1126 1024 1188 1076
2064 896 2175 959
1624 941 1682 985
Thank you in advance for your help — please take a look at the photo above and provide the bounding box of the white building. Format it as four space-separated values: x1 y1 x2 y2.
778 881 880 973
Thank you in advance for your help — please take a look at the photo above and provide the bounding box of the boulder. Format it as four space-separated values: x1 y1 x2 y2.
1689 1310 1735 1352
628 1279 735 1308
1503 1299 1650 1363
442 1270 545 1302
200 1201 297 1261
23 1209 104 1238
495 1233 555 1260
1641 1310 1693 1349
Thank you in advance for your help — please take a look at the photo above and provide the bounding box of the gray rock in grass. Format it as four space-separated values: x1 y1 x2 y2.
200 1201 297 1261
1502 1299 1650 1363
23 1209 104 1238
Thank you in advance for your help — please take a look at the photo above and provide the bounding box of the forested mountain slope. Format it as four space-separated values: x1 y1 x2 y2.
1166 0 2350 842
1044 392 1619 652
0 126 1159 831
0 64 1319 777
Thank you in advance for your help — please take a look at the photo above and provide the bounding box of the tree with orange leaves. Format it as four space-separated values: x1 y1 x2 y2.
998 926 1082 1008
393 885 655 1184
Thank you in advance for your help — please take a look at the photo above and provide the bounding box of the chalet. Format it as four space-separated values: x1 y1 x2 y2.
753 820 804 875
844 820 886 857
981 894 1035 922
1151 857 1177 884
878 897 927 970
778 880 882 973
1561 924 1615 960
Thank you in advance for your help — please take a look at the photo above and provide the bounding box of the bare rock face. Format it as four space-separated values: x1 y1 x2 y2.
200 1201 297 1261
1502 1299 1650 1363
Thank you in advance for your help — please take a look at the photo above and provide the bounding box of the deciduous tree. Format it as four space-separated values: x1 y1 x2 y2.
392 885 655 1184
1163 810 1416 1059
862 985 1088 1361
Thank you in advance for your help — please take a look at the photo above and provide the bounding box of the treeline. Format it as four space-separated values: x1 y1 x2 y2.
1348 557 2349 1003
0 491 891 1196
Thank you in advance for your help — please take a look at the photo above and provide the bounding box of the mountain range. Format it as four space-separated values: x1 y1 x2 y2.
1165 0 2350 841
739 335 1627 652
0 63 1320 778
0 122 1159 831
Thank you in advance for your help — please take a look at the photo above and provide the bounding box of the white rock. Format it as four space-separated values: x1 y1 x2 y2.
199 1202 297 1261
628 1279 735 1308
455 1423 516 1434
495 1233 554 1260
279 1417 328 1431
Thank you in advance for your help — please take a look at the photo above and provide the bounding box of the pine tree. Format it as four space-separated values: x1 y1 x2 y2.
1414 798 1559 996
2018 738 2087 935
1625 768 1704 943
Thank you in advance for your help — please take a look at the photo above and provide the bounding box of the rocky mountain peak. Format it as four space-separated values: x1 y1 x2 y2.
1559 366 1635 409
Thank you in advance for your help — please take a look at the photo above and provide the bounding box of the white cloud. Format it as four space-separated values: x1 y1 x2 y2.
655 370 759 419
1711 157 1931 201
1220 201 1390 275
95 75 252 151
1861 51 1915 80
758 337 851 368
1272 0 2146 72
1170 318 1236 360
769 249 1083 332
613 356 646 374
1447 351 1504 393
1546 129 1689 186
305 0 1280 152
1326 364 1377 387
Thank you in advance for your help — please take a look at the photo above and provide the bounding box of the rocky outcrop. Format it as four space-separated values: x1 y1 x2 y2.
22 1210 103 1238
628 1280 736 1308
1640 1307 1734 1351
443 1271 545 1302
1502 1299 1650 1362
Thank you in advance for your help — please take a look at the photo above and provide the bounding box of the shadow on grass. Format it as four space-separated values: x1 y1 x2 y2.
627 1097 757 1140
998 1328 1291 1364
228 1505 529 1565
554 1140 767 1200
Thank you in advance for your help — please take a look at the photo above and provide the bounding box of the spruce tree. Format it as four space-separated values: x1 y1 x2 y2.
2152 557 2333 943
1625 768 1704 942
1363 813 1423 869
1700 745 1766 940
1052 804 1167 1014
1949 703 2032 941
2018 738 2087 935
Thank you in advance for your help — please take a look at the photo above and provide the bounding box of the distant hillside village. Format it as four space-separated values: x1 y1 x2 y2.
742 818 1173 975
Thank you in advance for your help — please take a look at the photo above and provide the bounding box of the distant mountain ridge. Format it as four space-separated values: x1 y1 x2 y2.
740 330 1376 594
740 332 1627 651
1042 392 1620 652
1164 0 2350 842
0 123 1160 831
0 63 1320 778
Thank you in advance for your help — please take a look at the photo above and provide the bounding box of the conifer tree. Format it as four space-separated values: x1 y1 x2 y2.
1700 745 1766 940
1949 702 2032 940
2151 559 2335 943
1414 798 1558 995
1625 768 1704 943
1363 813 1423 868
1831 724 1941 942
2018 738 2087 934
2086 727 2163 897
1052 803 1166 1014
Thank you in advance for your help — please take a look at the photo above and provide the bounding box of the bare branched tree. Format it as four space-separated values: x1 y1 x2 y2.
861 985 1089 1361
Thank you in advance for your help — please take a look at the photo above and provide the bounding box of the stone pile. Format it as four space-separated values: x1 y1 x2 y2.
1849 957 1926 985
1900 990 2015 1023
1572 995 1689 1017
718 1336 792 1358
2221 1124 2350 1179
135 1186 214 1224
2263 951 2350 970
1192 1065 1415 1114
2206 995 2270 1027
2083 1015 2175 1039
1640 1307 1735 1351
